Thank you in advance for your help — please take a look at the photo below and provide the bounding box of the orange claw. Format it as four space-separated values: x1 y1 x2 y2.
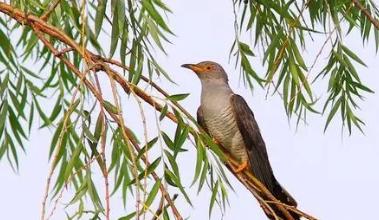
233 161 248 173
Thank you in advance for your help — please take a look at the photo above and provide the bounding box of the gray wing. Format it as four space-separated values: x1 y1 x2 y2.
197 106 209 133
230 94 276 192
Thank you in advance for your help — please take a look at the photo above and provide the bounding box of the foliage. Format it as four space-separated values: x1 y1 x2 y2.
231 0 378 133
0 0 377 219
0 0 233 219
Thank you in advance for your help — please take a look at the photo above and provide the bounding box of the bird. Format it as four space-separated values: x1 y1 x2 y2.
181 61 299 220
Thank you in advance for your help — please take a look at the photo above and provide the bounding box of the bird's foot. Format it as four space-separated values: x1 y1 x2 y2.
233 161 248 173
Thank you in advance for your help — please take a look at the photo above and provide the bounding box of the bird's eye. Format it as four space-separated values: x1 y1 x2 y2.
206 66 211 70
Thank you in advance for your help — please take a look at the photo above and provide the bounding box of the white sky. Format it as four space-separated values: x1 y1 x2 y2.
1 0 379 220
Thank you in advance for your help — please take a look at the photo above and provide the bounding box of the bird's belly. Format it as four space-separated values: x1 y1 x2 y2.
204 106 249 162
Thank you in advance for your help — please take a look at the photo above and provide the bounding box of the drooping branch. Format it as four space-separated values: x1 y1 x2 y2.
40 0 61 21
30 23 183 220
352 0 379 30
0 2 316 219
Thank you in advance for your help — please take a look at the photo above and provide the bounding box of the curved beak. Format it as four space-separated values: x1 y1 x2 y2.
181 63 204 74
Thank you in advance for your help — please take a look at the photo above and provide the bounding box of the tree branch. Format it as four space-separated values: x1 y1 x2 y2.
32 25 183 220
352 0 379 30
40 0 61 21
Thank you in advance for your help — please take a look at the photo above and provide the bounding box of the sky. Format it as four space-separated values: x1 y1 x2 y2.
1 0 379 220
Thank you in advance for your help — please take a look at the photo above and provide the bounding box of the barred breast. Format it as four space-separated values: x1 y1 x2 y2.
204 105 249 162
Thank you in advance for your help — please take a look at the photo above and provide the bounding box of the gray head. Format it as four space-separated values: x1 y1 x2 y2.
181 61 228 83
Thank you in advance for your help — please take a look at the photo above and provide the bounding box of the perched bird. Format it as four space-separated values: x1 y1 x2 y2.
182 61 299 220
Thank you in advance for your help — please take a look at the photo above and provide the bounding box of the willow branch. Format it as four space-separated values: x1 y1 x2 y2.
92 56 197 123
15 13 182 220
352 0 379 30
35 31 183 220
40 0 61 21
93 75 110 220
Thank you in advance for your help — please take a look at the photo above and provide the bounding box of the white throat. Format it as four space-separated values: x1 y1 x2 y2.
200 79 233 113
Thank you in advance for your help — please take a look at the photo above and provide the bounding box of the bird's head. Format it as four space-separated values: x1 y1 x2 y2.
181 61 228 83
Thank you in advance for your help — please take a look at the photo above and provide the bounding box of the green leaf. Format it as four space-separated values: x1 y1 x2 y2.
0 101 8 135
94 0 107 38
144 178 161 208
192 145 204 185
43 98 62 127
209 180 219 217
118 212 136 220
324 97 342 132
153 0 173 13
291 42 307 70
33 96 51 127
0 73 9 95
0 139 7 160
288 58 300 86
64 143 83 179
264 33 282 65
240 53 262 84
167 93 189 102
239 42 255 56
49 121 63 159
283 73 290 114
142 0 173 34
165 168 192 205
94 112 105 141
103 101 119 114
109 6 120 58
0 29 13 59
136 137 158 160
201 134 225 161
297 68 312 98
69 181 88 205
174 125 189 157
147 18 166 52
159 104 168 121
8 107 26 138
83 125 97 143
165 150 180 177
351 81 374 93
128 157 161 185
288 79 297 116
116 0 126 31
119 23 129 64
341 45 366 67
161 132 174 149
7 134 19 169
197 159 208 193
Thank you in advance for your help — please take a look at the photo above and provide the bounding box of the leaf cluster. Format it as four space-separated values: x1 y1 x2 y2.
232 0 377 132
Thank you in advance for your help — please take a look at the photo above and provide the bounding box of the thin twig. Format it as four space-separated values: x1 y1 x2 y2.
38 33 183 219
55 47 73 56
130 91 150 220
95 56 195 122
152 196 165 220
33 27 86 220
352 0 379 30
109 76 142 220
94 75 110 220
40 0 61 21
151 194 178 220
265 201 317 220
46 153 103 220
